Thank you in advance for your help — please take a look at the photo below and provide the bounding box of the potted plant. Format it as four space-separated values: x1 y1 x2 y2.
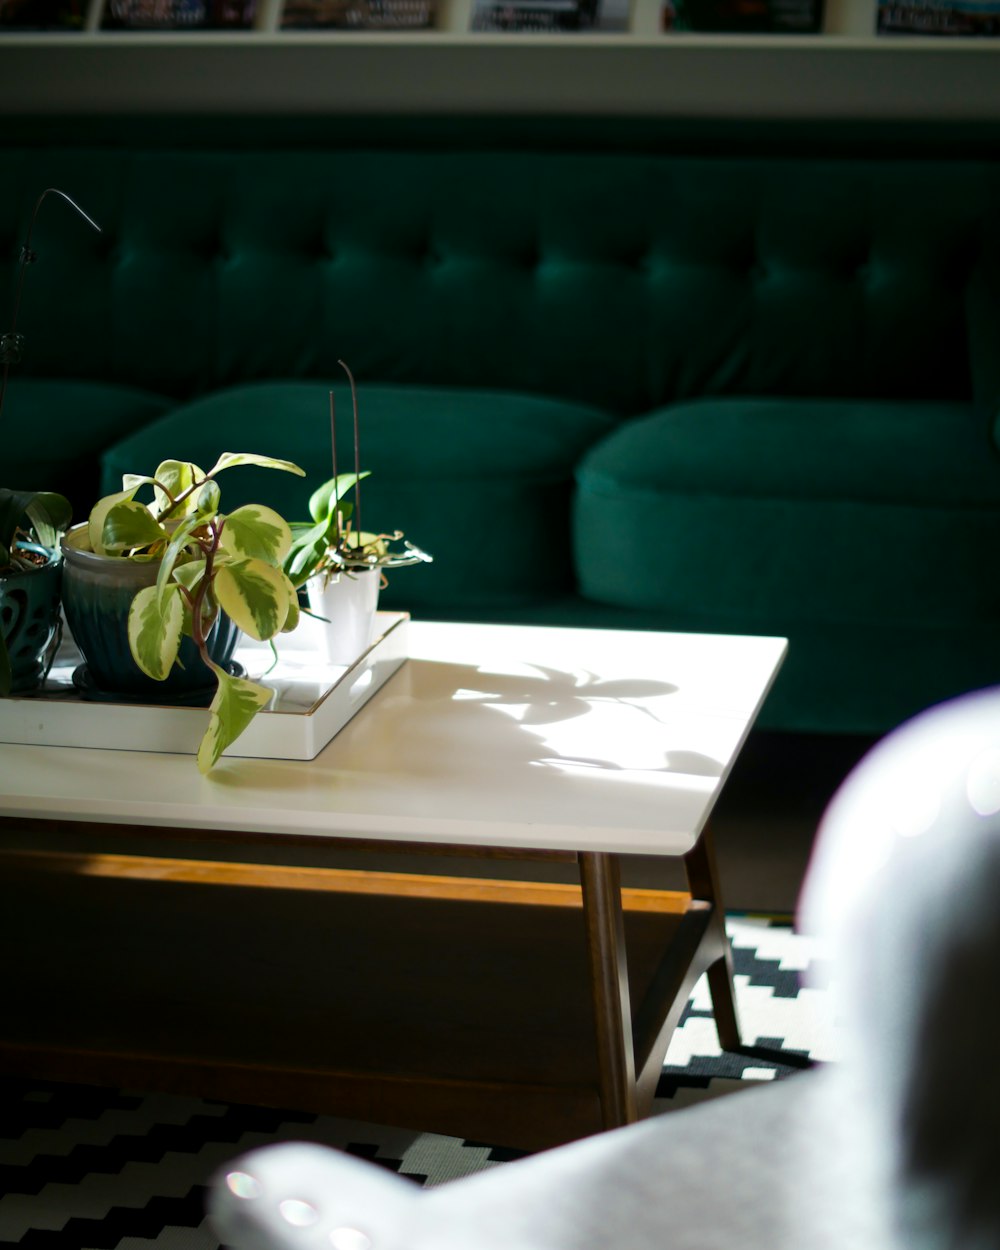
0 488 72 695
283 361 432 665
0 188 102 696
64 450 307 773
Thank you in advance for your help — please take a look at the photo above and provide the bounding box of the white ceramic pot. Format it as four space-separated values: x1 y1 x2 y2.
304 567 381 666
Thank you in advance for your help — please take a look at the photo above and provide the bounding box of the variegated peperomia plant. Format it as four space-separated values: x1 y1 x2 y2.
88 452 306 772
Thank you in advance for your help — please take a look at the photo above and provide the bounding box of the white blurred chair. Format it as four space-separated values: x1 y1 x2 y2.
209 685 1000 1250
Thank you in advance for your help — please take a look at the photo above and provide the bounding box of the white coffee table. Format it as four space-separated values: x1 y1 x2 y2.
0 620 787 1149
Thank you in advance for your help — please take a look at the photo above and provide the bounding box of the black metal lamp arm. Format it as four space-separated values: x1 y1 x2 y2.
0 187 102 427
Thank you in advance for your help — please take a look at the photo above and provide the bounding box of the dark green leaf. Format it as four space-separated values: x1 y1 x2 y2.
307 473 368 524
102 500 169 553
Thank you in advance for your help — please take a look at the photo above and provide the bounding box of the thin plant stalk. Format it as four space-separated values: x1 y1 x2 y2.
329 387 347 543
338 358 362 550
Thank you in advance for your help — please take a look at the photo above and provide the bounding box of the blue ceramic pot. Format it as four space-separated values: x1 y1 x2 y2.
0 543 63 693
61 523 240 701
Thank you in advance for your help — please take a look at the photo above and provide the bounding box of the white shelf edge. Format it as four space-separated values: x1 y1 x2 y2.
5 28 1000 43
1 26 998 118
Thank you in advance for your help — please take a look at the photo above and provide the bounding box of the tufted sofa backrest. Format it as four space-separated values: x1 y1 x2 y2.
4 146 998 414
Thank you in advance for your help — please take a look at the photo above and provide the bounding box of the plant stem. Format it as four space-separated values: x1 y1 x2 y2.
146 477 183 525
189 520 221 660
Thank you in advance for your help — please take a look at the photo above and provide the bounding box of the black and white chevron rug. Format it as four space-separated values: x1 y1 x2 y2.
0 915 837 1249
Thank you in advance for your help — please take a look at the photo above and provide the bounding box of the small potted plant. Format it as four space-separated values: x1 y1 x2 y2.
0 488 72 695
64 450 307 773
283 361 432 665
0 188 101 696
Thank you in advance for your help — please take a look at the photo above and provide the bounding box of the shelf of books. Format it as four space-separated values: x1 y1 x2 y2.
1 0 997 119
2 0 998 37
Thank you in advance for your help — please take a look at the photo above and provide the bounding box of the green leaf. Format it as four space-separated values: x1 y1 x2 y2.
281 581 301 633
23 492 72 547
0 488 71 553
308 472 368 524
194 479 221 518
213 558 292 641
284 523 330 586
344 530 385 556
171 557 207 592
88 485 141 555
122 473 157 492
206 452 307 479
153 460 206 519
155 513 208 599
127 583 184 680
282 472 366 587
197 665 272 774
101 500 169 555
218 505 292 565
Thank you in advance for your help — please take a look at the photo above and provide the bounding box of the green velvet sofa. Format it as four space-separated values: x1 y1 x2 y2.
4 118 1000 735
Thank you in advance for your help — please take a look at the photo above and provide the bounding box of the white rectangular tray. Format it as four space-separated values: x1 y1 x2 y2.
0 612 409 761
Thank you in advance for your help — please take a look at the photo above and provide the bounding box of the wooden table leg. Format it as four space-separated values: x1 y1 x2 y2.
579 851 638 1131
684 822 742 1051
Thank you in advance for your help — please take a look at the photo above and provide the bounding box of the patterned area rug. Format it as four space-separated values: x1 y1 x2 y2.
0 915 837 1250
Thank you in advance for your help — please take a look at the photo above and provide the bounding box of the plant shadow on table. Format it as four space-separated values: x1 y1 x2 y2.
373 658 704 776
207 655 725 789
403 658 724 777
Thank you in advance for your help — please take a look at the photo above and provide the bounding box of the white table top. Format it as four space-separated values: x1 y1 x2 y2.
0 621 786 857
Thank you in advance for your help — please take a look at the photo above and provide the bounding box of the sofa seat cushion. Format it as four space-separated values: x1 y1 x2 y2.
574 397 1000 630
4 378 174 519
100 380 616 612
